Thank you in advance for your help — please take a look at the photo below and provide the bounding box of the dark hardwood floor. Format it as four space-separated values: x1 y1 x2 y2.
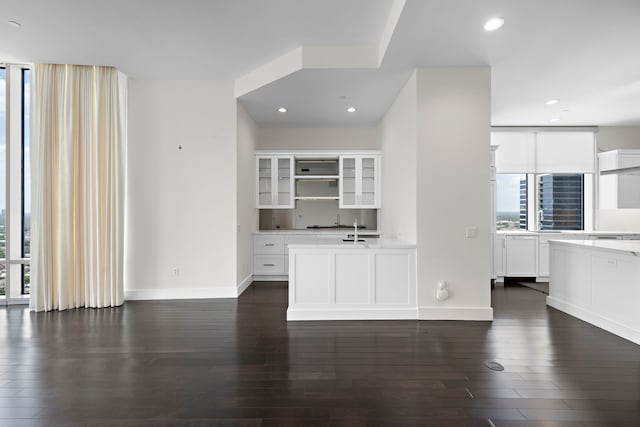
1 283 640 426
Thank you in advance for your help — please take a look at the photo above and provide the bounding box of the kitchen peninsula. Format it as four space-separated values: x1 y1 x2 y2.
548 239 640 345
287 237 417 321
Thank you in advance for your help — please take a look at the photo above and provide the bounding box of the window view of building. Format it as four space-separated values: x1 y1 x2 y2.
0 66 30 298
0 67 6 296
496 173 527 230
22 68 30 294
538 174 583 230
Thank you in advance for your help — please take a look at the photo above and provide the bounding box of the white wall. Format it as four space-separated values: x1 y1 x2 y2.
126 80 238 299
379 71 417 242
416 68 492 320
597 126 640 151
596 126 640 231
236 103 258 287
257 127 380 150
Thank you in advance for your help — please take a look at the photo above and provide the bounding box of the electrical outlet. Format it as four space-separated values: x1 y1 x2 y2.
171 267 179 276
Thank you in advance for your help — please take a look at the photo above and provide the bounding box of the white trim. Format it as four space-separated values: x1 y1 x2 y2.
125 287 238 301
418 306 494 321
492 126 599 133
6 297 29 305
253 275 288 282
237 274 253 296
547 296 640 346
287 307 418 321
255 149 381 157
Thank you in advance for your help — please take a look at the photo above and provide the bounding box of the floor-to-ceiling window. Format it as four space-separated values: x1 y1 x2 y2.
21 68 30 294
0 64 31 303
0 67 6 296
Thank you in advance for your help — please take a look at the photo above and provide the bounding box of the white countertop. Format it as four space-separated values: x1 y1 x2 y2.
255 229 381 235
288 237 416 249
549 239 640 256
497 230 640 236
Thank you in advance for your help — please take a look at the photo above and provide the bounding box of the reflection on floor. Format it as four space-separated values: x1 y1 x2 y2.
517 281 550 295
0 283 639 425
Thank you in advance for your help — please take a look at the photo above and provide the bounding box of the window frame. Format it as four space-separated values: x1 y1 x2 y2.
0 63 31 304
496 173 529 231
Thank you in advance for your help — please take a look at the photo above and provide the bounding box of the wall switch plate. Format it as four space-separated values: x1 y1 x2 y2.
465 226 478 238
171 267 179 276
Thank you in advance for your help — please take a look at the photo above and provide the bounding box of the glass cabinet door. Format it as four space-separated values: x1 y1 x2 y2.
257 157 273 207
340 157 357 207
360 156 377 207
276 157 293 207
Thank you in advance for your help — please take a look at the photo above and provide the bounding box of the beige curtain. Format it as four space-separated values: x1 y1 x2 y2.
30 64 127 311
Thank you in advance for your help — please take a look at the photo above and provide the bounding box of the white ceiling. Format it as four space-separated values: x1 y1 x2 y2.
2 0 640 127
238 69 411 127
0 0 392 78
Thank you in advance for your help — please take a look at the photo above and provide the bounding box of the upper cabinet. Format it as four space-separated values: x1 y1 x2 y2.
598 150 640 209
339 155 380 209
256 155 294 208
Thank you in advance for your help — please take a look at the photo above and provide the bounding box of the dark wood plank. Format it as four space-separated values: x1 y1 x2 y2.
0 283 638 425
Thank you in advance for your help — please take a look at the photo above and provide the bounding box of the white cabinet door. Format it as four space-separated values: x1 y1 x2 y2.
359 156 378 208
505 236 538 276
538 242 550 277
339 155 379 208
256 157 273 208
275 157 294 208
599 174 640 209
256 156 294 208
494 235 506 277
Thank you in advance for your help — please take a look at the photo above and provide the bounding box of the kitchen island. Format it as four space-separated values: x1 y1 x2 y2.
548 239 640 345
287 238 417 321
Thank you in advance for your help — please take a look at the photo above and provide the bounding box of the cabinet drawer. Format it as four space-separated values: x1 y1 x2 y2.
254 236 285 254
254 255 286 275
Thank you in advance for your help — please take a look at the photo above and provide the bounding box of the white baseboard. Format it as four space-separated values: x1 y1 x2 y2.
125 287 238 301
287 307 418 321
547 296 640 346
253 275 288 282
237 275 253 296
6 297 30 305
418 306 494 321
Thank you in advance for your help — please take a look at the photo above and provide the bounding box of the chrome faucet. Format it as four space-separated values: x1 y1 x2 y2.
537 209 544 230
353 218 358 245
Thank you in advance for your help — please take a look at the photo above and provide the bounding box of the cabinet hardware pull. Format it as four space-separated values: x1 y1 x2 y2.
264 263 275 267
264 243 275 246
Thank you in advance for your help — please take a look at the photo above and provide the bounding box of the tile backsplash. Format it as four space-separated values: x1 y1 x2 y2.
259 200 377 230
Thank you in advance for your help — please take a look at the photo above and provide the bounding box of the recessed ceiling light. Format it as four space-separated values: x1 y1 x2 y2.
484 17 504 32
277 107 287 113
347 107 357 113
7 20 21 28
550 118 560 122
545 99 560 105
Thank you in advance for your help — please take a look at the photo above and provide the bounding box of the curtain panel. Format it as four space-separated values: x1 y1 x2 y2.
30 64 127 311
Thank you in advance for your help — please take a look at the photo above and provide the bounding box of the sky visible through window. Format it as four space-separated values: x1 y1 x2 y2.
23 70 30 219
496 173 525 230
496 174 523 212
